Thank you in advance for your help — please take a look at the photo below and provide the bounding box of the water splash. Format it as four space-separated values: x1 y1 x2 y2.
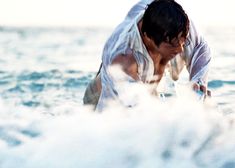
0 83 234 168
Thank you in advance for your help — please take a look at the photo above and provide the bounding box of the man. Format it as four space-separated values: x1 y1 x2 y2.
83 0 211 111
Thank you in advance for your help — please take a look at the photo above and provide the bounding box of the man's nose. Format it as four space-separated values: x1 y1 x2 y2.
175 43 184 53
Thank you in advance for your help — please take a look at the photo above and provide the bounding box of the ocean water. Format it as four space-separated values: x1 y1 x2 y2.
0 25 234 168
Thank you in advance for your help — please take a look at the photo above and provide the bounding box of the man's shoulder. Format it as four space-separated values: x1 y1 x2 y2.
111 51 138 80
112 50 136 66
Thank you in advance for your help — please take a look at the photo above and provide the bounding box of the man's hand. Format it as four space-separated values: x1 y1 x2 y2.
192 82 211 99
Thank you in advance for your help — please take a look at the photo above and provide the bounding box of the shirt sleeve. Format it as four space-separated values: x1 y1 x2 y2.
96 65 138 112
125 0 154 20
168 20 211 86
184 20 211 85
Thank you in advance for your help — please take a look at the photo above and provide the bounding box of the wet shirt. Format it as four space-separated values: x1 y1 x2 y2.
96 0 211 111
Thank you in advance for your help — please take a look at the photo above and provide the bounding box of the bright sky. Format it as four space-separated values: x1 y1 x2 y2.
0 0 234 27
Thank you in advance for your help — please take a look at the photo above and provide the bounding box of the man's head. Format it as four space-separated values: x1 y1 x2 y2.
141 0 189 47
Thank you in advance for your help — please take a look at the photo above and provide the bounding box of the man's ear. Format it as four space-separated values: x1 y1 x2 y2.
144 32 152 42
143 32 148 38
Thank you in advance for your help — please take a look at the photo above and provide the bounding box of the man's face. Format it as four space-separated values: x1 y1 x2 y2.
156 35 187 60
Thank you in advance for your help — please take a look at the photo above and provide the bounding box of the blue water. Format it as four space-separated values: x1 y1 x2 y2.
0 26 235 168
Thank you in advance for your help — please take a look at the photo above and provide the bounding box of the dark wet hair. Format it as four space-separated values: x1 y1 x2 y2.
141 0 189 46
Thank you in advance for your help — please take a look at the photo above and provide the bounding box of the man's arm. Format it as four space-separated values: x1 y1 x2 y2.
185 20 211 97
168 20 211 97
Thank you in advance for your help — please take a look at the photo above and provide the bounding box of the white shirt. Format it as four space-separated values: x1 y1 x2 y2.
96 0 211 111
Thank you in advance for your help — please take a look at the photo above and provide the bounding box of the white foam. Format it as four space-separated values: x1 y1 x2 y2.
0 83 234 168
